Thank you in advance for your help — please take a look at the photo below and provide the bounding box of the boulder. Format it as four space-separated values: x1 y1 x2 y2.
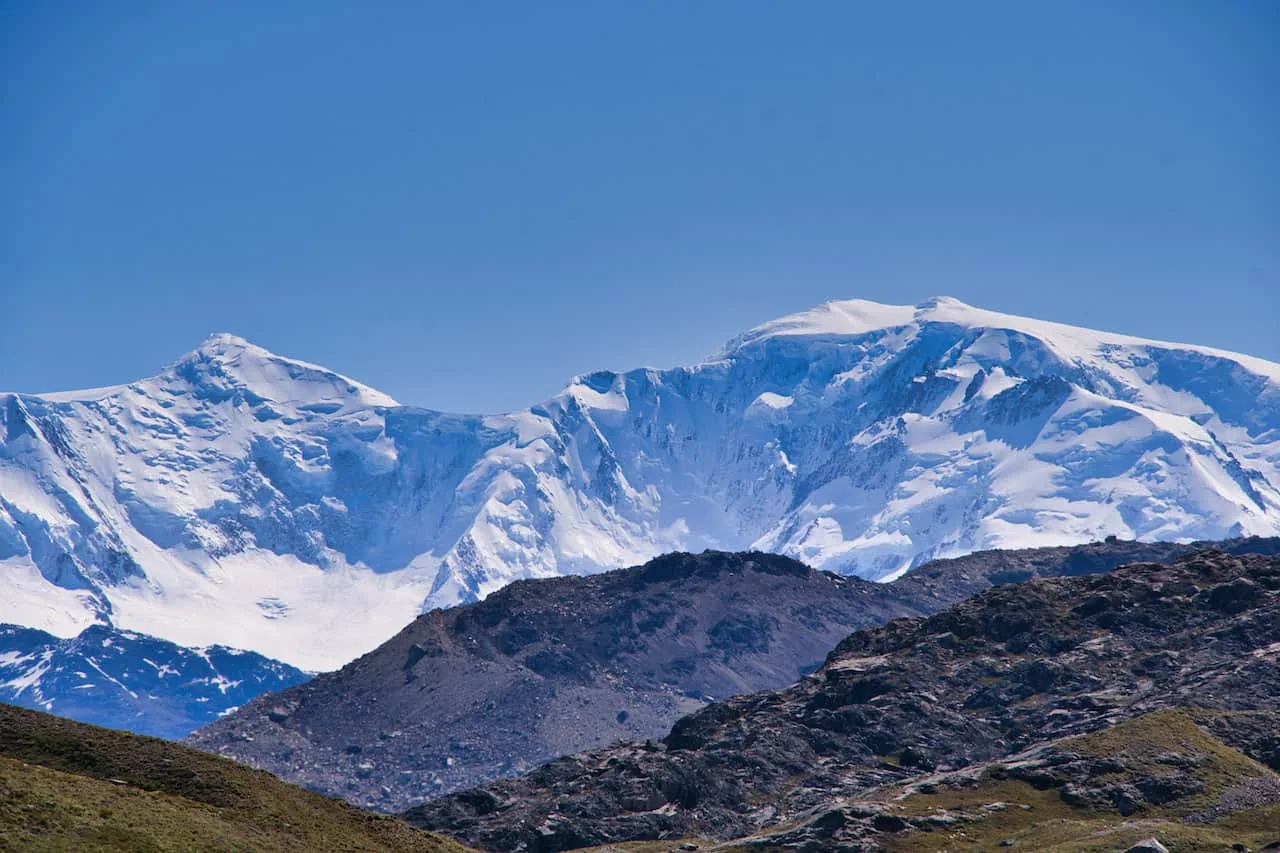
1125 839 1169 853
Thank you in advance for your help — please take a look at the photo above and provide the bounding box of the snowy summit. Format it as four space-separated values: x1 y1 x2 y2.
2 298 1278 670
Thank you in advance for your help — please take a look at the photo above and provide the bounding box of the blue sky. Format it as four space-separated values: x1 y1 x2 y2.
3 1 1276 413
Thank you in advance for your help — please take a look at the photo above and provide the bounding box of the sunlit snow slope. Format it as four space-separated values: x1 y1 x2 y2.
3 299 1278 669
0 623 306 738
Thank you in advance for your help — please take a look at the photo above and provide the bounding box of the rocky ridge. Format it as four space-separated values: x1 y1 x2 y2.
4 297 1279 670
193 537 1278 813
190 551 930 811
403 549 1280 851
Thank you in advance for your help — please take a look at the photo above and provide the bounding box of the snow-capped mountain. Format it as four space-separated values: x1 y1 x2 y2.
0 623 306 738
3 297 1278 669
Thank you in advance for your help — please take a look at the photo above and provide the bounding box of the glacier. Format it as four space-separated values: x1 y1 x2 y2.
2 296 1278 670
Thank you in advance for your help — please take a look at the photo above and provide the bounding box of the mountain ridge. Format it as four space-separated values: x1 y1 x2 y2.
0 623 307 739
189 549 929 811
191 536 1280 811
403 548 1280 851
2 297 1278 668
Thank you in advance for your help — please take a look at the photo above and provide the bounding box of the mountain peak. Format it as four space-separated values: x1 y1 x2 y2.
726 295 1003 353
192 331 258 356
164 333 399 410
721 298 915 354
724 297 1280 381
727 296 1034 353
913 294 969 310
184 332 290 366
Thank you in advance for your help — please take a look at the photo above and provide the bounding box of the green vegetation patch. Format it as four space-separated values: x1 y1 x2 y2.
0 703 471 853
883 709 1280 852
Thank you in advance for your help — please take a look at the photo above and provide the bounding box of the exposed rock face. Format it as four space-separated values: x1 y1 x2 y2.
1126 840 1170 853
192 537 1279 811
403 550 1280 851
886 535 1280 605
189 551 930 811
1201 710 1280 772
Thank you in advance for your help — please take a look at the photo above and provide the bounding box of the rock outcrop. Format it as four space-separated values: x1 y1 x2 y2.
404 550 1280 852
193 537 1279 811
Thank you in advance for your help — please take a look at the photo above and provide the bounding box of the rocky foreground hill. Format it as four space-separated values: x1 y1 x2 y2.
405 549 1280 852
190 551 930 810
192 537 1278 814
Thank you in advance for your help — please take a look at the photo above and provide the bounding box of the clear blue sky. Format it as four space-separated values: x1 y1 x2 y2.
3 1 1276 413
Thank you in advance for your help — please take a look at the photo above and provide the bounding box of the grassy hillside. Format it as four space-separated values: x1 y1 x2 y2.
880 709 1280 853
0 703 472 852
575 710 1280 852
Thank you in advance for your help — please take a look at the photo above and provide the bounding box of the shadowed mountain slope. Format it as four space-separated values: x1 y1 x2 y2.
193 537 1279 813
191 551 928 811
403 549 1280 852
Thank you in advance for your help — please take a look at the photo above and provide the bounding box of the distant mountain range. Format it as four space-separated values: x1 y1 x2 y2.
0 623 305 739
2 297 1278 675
